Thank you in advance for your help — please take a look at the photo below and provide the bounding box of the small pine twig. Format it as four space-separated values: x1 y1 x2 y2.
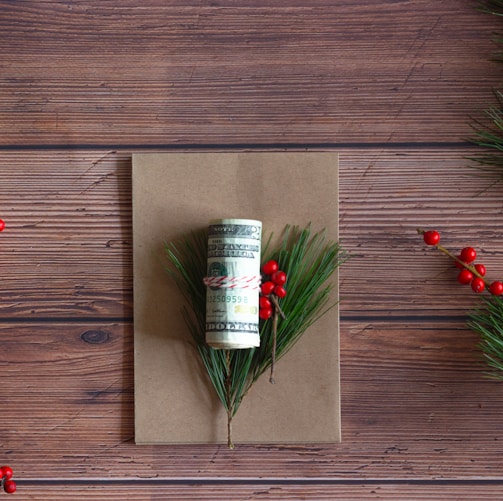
269 310 278 384
225 350 234 449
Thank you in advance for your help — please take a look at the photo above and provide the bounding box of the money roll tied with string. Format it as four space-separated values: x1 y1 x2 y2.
204 219 262 349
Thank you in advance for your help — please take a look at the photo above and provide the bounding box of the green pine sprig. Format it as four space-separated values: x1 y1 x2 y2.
468 296 503 379
468 90 503 175
468 2 503 175
463 2 503 380
478 0 503 16
163 224 347 448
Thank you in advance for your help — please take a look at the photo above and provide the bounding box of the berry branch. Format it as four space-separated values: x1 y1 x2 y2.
418 228 503 380
418 229 503 295
259 259 288 384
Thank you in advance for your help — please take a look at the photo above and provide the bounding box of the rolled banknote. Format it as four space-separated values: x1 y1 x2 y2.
204 219 262 349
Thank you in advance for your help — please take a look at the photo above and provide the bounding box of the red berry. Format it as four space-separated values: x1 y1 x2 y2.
274 285 287 298
271 270 287 286
0 466 13 480
262 260 279 276
423 230 440 245
474 263 486 276
471 277 485 293
490 281 503 296
260 281 275 295
3 479 16 494
460 246 477 263
457 269 473 285
0 219 5 232
259 296 272 309
259 306 273 320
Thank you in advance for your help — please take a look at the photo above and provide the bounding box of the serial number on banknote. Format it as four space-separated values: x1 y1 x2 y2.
207 295 249 304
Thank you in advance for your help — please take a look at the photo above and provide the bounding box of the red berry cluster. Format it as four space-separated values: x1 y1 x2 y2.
259 260 287 320
0 466 16 494
421 230 503 296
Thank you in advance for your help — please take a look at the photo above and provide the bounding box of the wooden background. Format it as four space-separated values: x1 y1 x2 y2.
1 0 503 498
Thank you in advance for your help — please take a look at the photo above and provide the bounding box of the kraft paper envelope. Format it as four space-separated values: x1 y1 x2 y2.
133 151 340 445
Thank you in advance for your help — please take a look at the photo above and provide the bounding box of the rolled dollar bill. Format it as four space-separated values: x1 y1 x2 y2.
204 219 262 349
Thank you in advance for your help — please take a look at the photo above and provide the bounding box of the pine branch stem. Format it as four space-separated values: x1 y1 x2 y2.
225 350 234 449
227 410 234 450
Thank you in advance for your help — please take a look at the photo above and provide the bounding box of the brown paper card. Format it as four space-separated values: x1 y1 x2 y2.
132 151 340 445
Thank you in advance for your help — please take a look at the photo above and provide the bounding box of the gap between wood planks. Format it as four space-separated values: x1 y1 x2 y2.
0 141 475 151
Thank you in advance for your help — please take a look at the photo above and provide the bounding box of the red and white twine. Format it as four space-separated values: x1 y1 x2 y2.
203 275 261 290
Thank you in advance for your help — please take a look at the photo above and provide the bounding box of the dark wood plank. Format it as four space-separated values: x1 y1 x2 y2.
0 0 500 146
2 321 502 480
0 151 133 318
14 482 503 500
1 148 503 319
339 148 503 317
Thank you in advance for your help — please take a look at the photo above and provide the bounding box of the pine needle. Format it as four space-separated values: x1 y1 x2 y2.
478 0 503 16
468 90 503 175
468 296 503 379
464 2 503 380
468 4 503 175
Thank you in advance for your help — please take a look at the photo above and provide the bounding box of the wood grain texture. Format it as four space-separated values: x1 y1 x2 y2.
0 151 132 319
14 482 503 500
0 0 501 145
2 322 502 480
1 148 502 319
1 0 503 498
